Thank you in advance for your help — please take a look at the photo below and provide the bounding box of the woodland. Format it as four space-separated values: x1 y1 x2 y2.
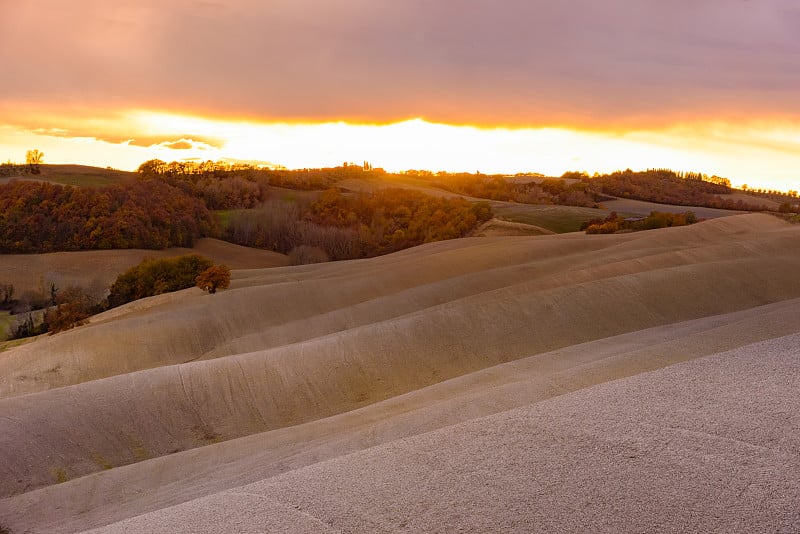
2 160 798 260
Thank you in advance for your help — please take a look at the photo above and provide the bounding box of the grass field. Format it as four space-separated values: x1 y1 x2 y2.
0 165 136 188
489 201 607 233
0 335 39 353
213 210 235 230
38 165 136 187
599 197 745 220
267 186 320 203
0 312 13 342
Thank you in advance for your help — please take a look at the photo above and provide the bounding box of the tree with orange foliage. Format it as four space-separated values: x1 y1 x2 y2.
26 149 44 174
45 285 95 334
195 265 231 294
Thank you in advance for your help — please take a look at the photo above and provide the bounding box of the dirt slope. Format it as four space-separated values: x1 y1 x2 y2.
0 213 799 533
87 332 800 533
4 297 800 534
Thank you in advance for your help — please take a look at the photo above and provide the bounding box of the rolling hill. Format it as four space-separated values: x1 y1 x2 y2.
1 213 799 533
0 165 135 188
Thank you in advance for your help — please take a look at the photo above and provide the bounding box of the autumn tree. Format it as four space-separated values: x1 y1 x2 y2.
26 149 44 175
45 285 95 334
195 265 231 294
0 180 217 253
107 254 214 308
0 284 13 306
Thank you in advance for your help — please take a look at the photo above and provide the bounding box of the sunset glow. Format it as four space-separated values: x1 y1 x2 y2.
1 112 799 191
1 0 798 191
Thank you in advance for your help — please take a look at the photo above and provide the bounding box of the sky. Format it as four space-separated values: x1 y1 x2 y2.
1 0 799 190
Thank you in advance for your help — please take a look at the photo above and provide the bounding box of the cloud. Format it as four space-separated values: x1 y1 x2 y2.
153 138 216 150
0 104 226 149
0 1 798 128
158 140 194 150
130 136 223 150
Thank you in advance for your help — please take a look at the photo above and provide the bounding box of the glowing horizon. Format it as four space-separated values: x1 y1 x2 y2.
1 111 799 192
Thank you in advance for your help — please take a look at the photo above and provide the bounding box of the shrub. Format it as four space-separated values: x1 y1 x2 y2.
195 265 231 294
108 254 214 307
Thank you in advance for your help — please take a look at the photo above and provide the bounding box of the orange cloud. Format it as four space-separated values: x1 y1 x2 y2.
0 1 798 129
155 139 216 150
159 140 195 150
1 1 799 191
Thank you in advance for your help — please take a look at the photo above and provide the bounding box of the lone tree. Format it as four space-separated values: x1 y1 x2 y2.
195 264 231 294
26 149 44 175
46 285 95 334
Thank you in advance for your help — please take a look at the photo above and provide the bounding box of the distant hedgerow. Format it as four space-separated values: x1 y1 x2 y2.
583 211 698 234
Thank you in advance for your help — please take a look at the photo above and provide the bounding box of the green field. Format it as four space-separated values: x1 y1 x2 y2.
0 335 41 353
0 311 13 342
38 165 136 187
213 210 235 230
489 202 607 233
41 173 128 188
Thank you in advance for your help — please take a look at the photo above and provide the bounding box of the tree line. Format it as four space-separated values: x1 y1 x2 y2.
0 180 216 253
226 188 492 261
137 159 386 209
432 173 598 207
578 169 773 211
582 211 698 234
136 159 796 217
432 168 796 214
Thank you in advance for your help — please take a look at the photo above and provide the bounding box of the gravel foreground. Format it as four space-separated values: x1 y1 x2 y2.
88 333 800 533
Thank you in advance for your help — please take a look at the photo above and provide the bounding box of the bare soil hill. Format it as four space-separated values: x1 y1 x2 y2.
1 213 799 533
86 332 800 534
